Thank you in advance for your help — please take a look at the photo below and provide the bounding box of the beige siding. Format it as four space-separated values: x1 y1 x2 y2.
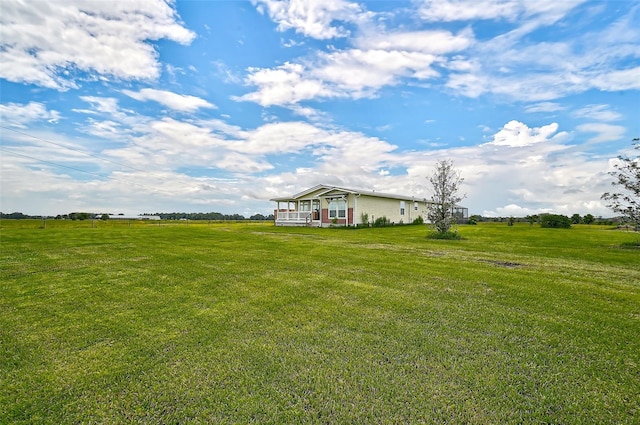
355 195 422 225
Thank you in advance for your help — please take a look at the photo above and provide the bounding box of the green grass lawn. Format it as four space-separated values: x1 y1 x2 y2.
1 221 638 424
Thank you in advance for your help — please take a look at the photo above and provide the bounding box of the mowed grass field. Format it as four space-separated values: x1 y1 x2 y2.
1 220 639 424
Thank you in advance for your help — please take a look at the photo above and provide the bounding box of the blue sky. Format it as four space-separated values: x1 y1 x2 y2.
1 0 638 217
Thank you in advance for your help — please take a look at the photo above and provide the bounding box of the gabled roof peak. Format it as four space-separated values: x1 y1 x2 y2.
272 183 424 202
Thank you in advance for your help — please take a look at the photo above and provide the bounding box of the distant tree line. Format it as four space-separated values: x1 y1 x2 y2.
467 213 619 226
144 212 274 221
1 212 101 220
0 212 40 219
1 212 275 221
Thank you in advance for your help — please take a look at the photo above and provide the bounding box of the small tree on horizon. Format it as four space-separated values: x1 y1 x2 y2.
601 138 639 230
426 159 465 235
540 213 572 228
571 213 582 224
525 214 539 226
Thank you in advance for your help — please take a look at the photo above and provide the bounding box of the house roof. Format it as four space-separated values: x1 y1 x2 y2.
270 184 427 203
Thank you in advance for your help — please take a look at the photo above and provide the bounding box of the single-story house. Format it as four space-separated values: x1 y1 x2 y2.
271 184 468 227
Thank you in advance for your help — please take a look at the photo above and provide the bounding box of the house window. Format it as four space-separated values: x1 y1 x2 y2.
299 201 311 212
414 201 419 211
329 199 346 218
400 201 405 216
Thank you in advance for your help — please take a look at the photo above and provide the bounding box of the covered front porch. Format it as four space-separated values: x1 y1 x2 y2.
273 199 322 227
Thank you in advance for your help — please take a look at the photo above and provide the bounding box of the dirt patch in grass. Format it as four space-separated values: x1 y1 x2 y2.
480 259 524 268
252 231 318 238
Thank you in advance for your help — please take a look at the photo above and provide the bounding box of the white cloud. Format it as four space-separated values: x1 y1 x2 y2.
0 102 61 128
71 109 400 193
73 96 149 140
484 203 551 218
82 119 123 139
576 123 626 143
237 19 476 108
445 73 487 98
196 119 247 140
355 28 473 54
77 97 122 115
0 126 124 181
588 67 640 92
243 1 637 107
0 148 253 215
237 47 443 106
524 102 565 113
212 60 243 85
241 121 326 154
96 118 338 175
440 2 638 102
289 105 329 122
235 62 331 106
573 104 622 122
122 88 216 112
216 152 273 174
447 61 637 103
417 0 521 22
446 40 584 100
100 119 238 173
0 0 195 90
483 120 563 147
314 49 440 92
251 0 366 39
417 0 586 25
282 38 304 48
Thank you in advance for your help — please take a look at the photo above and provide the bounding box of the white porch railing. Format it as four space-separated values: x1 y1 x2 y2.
276 211 313 222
